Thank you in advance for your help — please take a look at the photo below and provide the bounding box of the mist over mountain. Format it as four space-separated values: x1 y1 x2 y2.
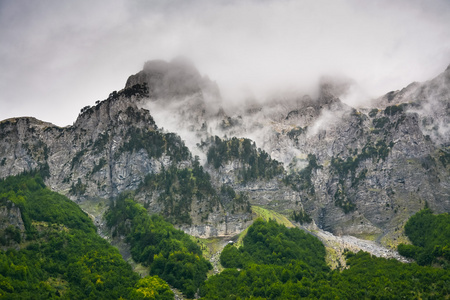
2 0 450 127
1 0 450 297
1 58 449 240
1 57 450 298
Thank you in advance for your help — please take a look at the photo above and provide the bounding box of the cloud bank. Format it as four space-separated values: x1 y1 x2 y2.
0 0 449 126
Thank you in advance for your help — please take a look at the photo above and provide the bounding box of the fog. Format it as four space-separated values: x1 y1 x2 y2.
1 0 449 126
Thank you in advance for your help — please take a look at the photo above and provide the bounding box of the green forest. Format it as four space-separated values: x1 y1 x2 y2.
200 219 450 299
2 173 450 299
398 207 450 267
105 195 211 298
0 174 173 299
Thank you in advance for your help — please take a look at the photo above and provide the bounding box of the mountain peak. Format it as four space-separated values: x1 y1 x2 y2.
126 58 219 101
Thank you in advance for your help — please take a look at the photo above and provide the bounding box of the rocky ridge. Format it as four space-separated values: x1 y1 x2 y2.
0 59 449 246
0 60 253 237
130 61 450 245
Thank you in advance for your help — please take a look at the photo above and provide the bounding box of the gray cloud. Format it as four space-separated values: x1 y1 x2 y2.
1 0 449 126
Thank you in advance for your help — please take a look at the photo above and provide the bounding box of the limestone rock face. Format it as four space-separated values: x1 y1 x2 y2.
0 201 25 231
0 84 251 237
374 66 450 146
0 200 25 249
1 60 449 242
0 95 161 200
143 63 450 242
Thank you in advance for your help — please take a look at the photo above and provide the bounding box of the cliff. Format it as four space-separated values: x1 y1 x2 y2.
0 59 449 244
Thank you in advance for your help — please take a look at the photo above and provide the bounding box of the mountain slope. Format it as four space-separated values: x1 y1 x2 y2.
0 59 449 245
0 174 141 299
0 63 253 237
128 61 450 243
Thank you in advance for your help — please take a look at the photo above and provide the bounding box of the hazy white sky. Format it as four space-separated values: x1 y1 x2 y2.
1 0 449 126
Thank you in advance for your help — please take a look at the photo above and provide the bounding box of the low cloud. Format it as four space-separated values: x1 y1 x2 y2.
0 0 449 126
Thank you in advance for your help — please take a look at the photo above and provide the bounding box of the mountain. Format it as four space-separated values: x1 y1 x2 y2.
0 59 252 237
0 59 449 248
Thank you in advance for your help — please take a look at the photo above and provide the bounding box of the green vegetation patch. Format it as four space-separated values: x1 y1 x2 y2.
398 208 450 267
91 158 107 174
0 174 95 234
368 108 379 118
0 174 144 299
292 209 312 224
200 219 450 299
251 206 294 228
384 104 407 116
204 136 284 183
120 83 149 98
129 275 174 300
115 127 191 163
69 178 87 196
286 126 308 143
331 140 394 179
372 116 390 128
92 132 109 154
219 219 327 270
333 181 356 213
105 196 212 298
219 184 251 214
70 149 87 170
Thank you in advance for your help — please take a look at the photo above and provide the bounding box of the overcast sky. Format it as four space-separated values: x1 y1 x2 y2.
1 0 449 126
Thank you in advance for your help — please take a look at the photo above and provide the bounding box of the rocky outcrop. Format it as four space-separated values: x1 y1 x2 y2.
0 199 25 249
178 211 254 238
0 95 167 200
374 65 450 146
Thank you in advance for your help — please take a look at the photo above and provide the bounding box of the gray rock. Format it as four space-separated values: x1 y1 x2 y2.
1 60 449 244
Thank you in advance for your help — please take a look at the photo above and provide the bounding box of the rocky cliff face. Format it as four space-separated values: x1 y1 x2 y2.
1 59 449 244
0 199 25 249
131 62 450 245
374 64 450 146
243 98 447 243
0 60 253 237
0 95 166 199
